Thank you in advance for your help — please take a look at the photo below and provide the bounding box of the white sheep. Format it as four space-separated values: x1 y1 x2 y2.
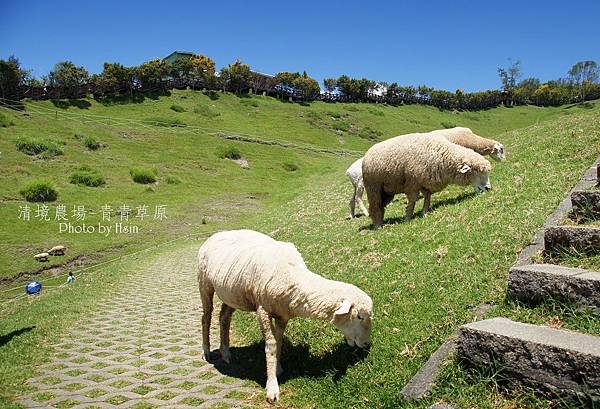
346 128 503 219
197 229 373 402
34 252 49 262
346 157 369 218
48 245 66 256
430 127 506 161
362 133 492 228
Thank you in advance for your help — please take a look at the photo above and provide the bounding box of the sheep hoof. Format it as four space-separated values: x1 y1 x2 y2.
346 214 353 220
266 380 280 402
202 348 212 362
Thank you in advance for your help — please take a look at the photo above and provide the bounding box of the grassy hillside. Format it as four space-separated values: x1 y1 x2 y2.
228 104 600 408
0 90 594 287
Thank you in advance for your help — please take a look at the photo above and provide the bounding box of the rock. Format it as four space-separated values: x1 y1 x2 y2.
401 339 456 400
571 190 600 219
458 317 600 403
544 226 600 256
508 264 600 311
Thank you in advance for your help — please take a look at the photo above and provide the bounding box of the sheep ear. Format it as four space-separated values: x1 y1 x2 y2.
459 164 471 174
334 299 353 316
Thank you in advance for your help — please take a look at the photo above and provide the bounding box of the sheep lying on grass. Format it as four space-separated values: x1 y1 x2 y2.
431 127 506 162
48 245 66 256
363 133 492 228
197 229 373 402
346 157 369 218
34 252 49 262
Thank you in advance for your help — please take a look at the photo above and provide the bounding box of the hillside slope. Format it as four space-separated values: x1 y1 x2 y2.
0 92 595 285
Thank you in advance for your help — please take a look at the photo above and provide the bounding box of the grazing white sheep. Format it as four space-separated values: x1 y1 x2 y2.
197 229 373 402
362 133 492 228
48 245 66 256
346 157 369 218
34 252 49 262
431 127 506 161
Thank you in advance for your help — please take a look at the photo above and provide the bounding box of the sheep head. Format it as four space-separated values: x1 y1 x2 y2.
456 161 491 193
491 143 506 162
332 298 373 349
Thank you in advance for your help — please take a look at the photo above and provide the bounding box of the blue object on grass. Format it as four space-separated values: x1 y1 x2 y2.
26 281 42 295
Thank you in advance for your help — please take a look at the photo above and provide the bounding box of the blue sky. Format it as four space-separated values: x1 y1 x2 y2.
1 0 598 92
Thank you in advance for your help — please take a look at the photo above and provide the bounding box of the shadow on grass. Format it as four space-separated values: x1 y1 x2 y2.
94 90 172 106
210 339 368 386
51 99 91 109
360 191 478 230
0 326 35 347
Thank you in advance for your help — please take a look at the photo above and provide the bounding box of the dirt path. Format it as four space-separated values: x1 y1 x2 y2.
18 243 260 408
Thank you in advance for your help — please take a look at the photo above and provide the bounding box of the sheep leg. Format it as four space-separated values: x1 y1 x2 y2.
422 189 431 215
356 179 369 217
366 183 384 228
347 184 357 219
219 304 235 364
257 306 280 402
274 318 288 377
199 284 215 362
405 191 419 220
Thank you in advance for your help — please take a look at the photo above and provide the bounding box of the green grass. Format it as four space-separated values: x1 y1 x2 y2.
83 135 101 150
15 136 64 157
0 91 599 408
129 167 157 184
19 179 59 202
69 166 105 187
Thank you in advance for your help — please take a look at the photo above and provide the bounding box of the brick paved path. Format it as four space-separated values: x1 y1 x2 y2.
18 244 258 408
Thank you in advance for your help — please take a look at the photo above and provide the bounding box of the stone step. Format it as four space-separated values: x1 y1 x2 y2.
544 226 600 256
508 263 600 311
571 190 600 219
458 317 600 403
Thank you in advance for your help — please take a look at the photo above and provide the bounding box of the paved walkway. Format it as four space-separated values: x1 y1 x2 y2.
18 244 258 408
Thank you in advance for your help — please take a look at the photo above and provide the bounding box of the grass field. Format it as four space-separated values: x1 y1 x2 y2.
1 92 600 408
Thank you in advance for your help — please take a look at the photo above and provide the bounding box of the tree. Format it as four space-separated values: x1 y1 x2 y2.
323 78 338 93
274 71 320 99
497 59 521 91
92 62 133 97
514 77 540 104
190 54 216 85
220 59 251 93
134 58 170 91
0 56 28 98
48 61 89 98
568 60 599 102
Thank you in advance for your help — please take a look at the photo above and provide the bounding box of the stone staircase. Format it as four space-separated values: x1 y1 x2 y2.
458 158 600 404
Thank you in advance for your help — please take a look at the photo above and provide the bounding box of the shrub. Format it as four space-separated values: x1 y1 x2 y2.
170 104 185 112
165 175 181 184
193 105 220 119
441 121 457 129
332 121 350 132
282 162 298 172
20 179 58 202
358 126 383 140
16 137 64 157
0 112 14 127
218 146 242 160
83 135 101 150
70 166 105 187
130 167 157 184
